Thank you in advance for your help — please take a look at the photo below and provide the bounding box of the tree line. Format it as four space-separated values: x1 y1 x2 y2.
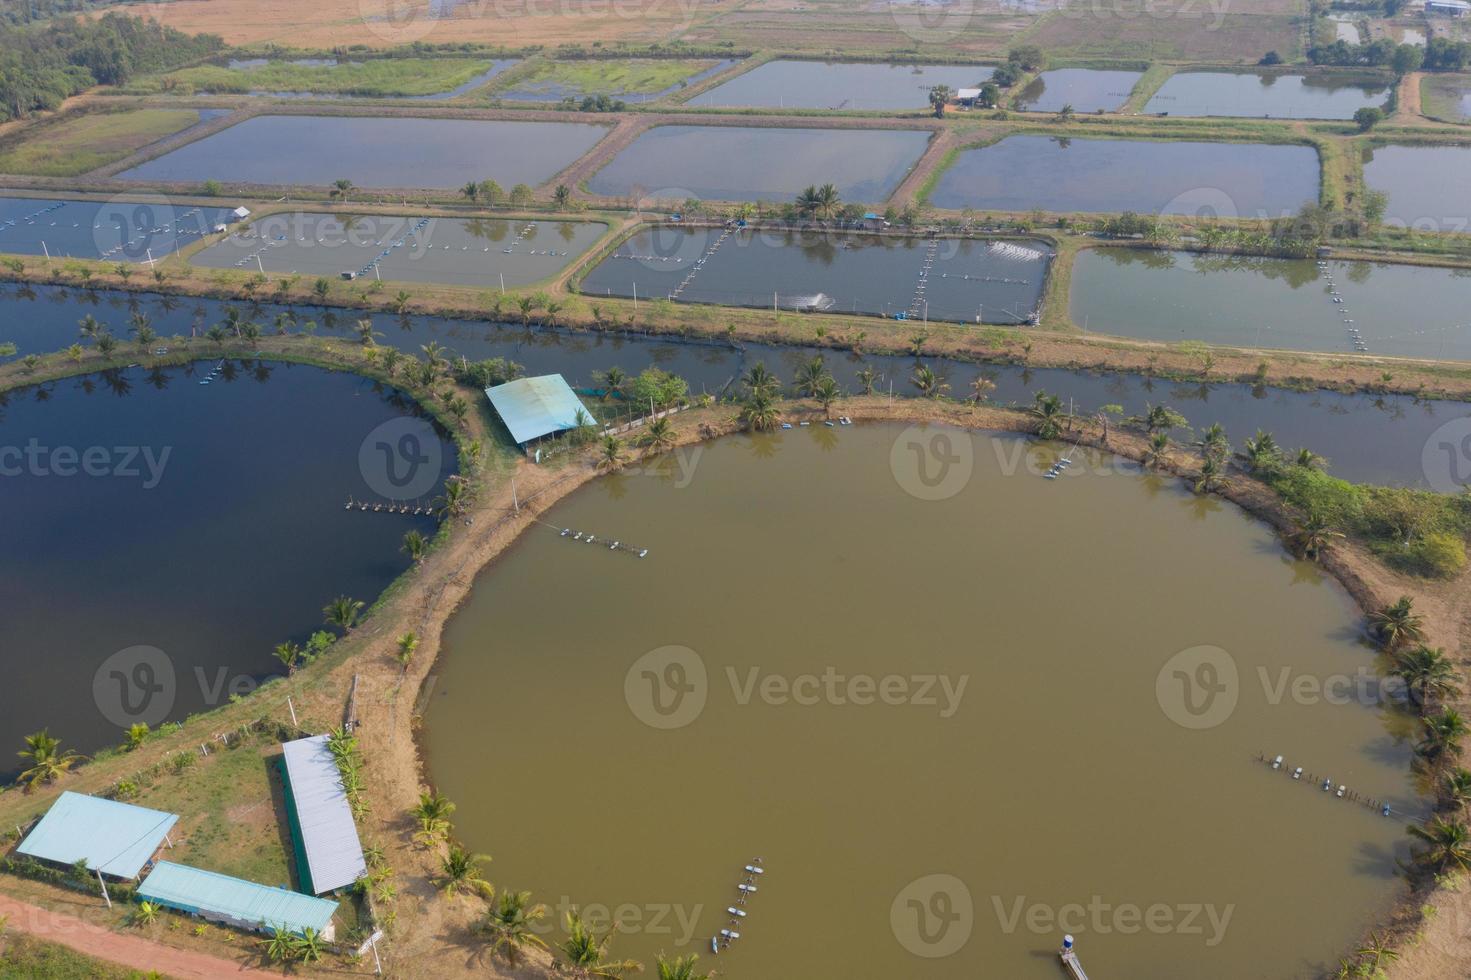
0 12 221 121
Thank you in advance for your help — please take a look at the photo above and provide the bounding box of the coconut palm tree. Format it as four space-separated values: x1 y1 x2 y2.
461 181 480 203
273 642 302 674
1394 646 1460 713
396 632 419 672
1143 431 1170 470
969 375 996 409
1290 512 1344 560
1239 430 1283 476
323 595 365 632
1293 447 1328 470
439 845 491 898
656 955 710 980
598 366 628 400
794 355 827 398
641 417 676 455
597 436 627 472
1444 768 1471 809
1408 817 1471 874
738 391 780 432
1355 931 1398 971
436 476 473 518
1370 596 1425 651
558 910 643 978
856 365 878 396
402 529 429 565
741 363 780 399
330 179 355 202
1193 455 1222 494
412 791 455 845
77 314 101 341
1194 422 1229 462
813 376 841 418
482 889 550 965
1418 708 1468 762
1129 403 1187 437
1030 391 1064 439
16 730 83 791
910 364 947 399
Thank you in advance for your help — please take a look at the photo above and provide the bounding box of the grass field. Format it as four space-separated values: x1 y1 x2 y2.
0 110 204 177
0 933 147 980
133 57 499 97
492 58 721 98
1421 73 1471 123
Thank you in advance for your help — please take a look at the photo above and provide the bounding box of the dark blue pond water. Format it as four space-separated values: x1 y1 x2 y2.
0 361 454 771
1 283 1464 489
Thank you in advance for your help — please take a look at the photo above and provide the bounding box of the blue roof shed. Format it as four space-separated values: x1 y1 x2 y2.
485 374 597 445
17 791 178 880
138 861 339 939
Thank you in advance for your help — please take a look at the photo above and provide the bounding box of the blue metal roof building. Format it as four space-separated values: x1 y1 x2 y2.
485 374 597 445
138 862 339 939
17 791 179 880
279 735 367 895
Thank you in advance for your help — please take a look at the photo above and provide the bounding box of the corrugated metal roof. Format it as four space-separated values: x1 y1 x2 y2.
279 735 366 895
138 861 338 936
485 374 596 445
17 791 178 880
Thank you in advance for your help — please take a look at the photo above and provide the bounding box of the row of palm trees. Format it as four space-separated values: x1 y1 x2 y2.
411 791 710 978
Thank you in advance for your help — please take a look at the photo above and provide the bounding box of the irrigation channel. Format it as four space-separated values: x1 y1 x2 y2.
2 283 1466 488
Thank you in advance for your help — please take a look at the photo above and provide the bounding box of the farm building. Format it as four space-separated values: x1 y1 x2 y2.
137 861 339 939
485 374 597 446
16 792 178 881
279 735 367 895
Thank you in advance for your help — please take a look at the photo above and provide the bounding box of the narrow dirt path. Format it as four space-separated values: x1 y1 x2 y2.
0 894 271 979
889 127 958 209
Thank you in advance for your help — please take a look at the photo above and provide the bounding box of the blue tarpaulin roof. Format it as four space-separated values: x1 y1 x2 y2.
17 792 178 879
138 861 338 937
485 374 596 445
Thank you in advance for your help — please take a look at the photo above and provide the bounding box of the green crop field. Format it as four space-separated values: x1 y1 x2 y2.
0 110 205 177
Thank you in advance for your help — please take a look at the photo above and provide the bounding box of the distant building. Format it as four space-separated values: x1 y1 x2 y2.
955 87 983 106
485 374 597 447
1427 0 1469 16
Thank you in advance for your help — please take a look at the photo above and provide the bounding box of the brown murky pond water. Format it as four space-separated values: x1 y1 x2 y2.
423 423 1417 979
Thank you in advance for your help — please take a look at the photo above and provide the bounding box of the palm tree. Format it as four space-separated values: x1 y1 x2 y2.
641 417 676 455
330 179 355 202
814 376 841 418
1193 455 1222 494
856 365 878 396
1444 768 1471 808
1293 447 1328 470
1194 422 1229 462
1143 431 1170 470
741 362 780 399
739 391 780 432
657 954 711 980
436 476 473 518
1370 596 1425 651
402 529 429 565
1239 430 1283 476
1030 391 1064 439
1394 646 1460 712
396 632 419 672
969 375 995 409
911 364 947 399
355 319 380 346
1129 403 1186 437
1290 512 1343 560
16 730 83 791
794 355 827 398
559 910 643 978
273 642 302 674
1408 817 1471 873
78 314 101 340
412 790 455 845
482 889 550 965
1418 708 1468 761
1355 931 1398 971
516 295 539 326
323 595 365 632
554 184 572 209
598 366 628 400
438 845 491 898
812 183 840 220
461 181 480 203
392 290 413 315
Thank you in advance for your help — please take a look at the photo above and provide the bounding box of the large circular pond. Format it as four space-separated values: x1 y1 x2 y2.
427 422 1415 979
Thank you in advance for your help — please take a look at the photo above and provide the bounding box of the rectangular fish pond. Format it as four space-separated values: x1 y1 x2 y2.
690 60 996 110
1013 68 1144 113
116 115 610 190
1362 143 1471 233
0 195 237 262
585 125 932 204
926 135 1320 217
491 59 737 104
1142 70 1392 119
579 226 1051 323
1070 247 1471 360
189 212 608 288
